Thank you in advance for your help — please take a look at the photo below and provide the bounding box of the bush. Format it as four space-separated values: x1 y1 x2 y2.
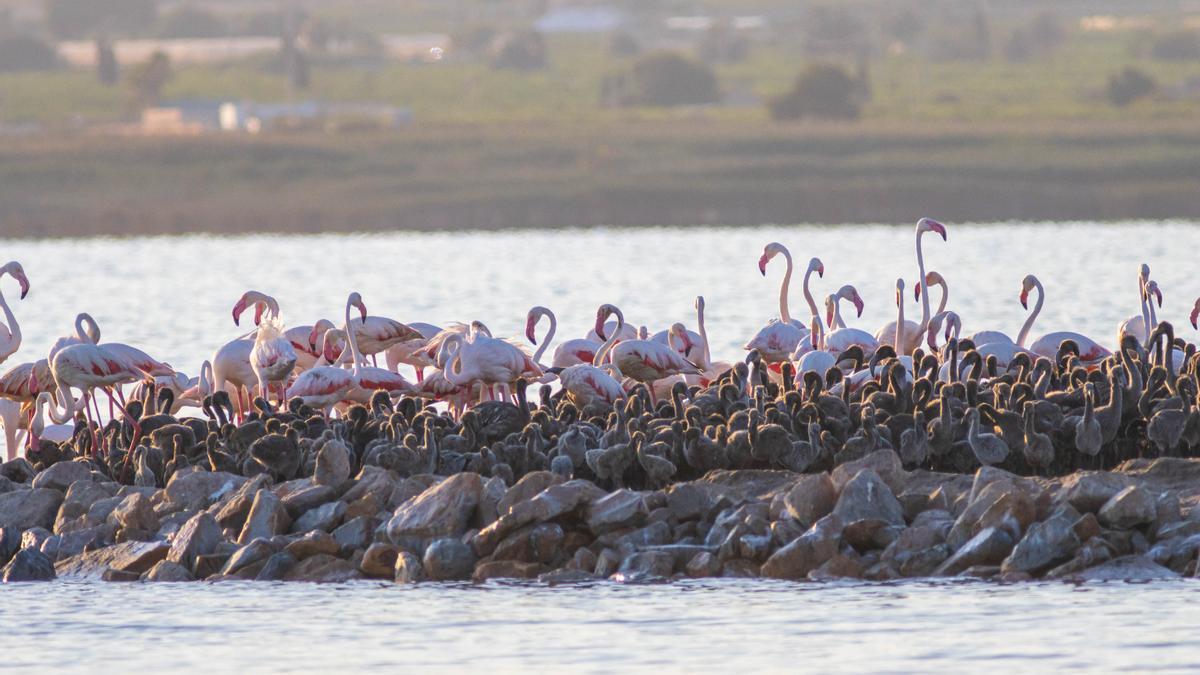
607 31 640 58
47 0 157 39
1149 31 1200 61
698 19 748 64
96 37 118 85
1107 67 1156 107
0 34 59 72
157 7 227 38
770 63 860 121
622 51 719 107
128 50 171 107
490 31 547 71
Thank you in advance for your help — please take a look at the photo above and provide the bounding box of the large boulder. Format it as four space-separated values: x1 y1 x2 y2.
471 479 605 556
831 449 906 495
1098 486 1156 530
386 473 483 545
109 492 159 533
167 512 222 573
422 538 476 581
31 461 93 493
56 481 115 527
290 500 347 534
237 489 291 544
0 488 64 532
1001 513 1080 575
784 473 837 527
1064 555 1180 581
831 469 904 528
495 471 560 516
935 526 1014 576
586 490 648 533
284 553 362 583
313 439 352 487
142 560 195 582
761 515 842 580
55 540 170 579
2 548 56 582
165 469 246 511
1060 472 1131 513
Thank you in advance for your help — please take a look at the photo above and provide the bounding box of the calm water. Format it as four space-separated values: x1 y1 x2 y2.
0 221 1194 377
2 223 1199 671
1 579 1198 672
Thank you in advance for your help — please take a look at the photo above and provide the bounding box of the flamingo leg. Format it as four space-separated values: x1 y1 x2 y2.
81 391 101 461
415 367 424 384
107 388 142 478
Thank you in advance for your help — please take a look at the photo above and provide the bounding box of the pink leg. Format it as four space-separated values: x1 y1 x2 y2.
82 392 100 460
415 367 424 384
107 388 142 477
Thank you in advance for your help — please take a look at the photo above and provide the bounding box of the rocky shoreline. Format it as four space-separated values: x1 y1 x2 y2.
2 451 1199 585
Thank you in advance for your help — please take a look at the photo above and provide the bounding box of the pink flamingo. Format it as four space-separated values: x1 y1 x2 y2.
821 285 877 354
1116 264 1154 345
286 293 369 416
526 306 600 368
232 291 297 406
47 341 148 458
384 321 442 382
744 243 822 364
442 323 542 403
316 327 418 403
551 312 627 408
875 218 946 354
1020 274 1111 364
595 304 698 403
0 261 29 367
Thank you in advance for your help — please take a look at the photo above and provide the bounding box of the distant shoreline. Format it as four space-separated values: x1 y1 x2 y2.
3 121 1198 238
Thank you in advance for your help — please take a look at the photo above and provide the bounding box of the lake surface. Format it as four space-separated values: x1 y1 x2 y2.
3 222 1200 671
2 578 1198 672
1 221 1195 378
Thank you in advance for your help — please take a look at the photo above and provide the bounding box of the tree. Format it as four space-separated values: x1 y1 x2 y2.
1149 31 1200 61
46 0 157 39
1107 68 1156 107
491 31 547 71
96 37 118 85
620 51 719 107
157 6 227 38
128 50 172 108
0 34 58 72
770 63 860 121
607 31 640 58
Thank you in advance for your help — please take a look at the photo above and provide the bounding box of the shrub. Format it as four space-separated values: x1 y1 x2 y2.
0 34 59 71
770 63 860 121
96 37 118 84
622 51 719 106
490 31 547 71
1149 30 1200 61
1107 67 1156 107
607 31 640 58
128 50 172 107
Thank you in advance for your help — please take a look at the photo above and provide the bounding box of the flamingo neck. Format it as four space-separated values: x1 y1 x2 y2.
0 280 18 359
895 291 905 353
1016 279 1044 348
935 280 948 315
46 383 78 425
916 231 932 330
1146 294 1158 338
1139 279 1150 343
831 297 845 329
801 263 819 322
531 309 554 365
593 308 625 366
343 300 363 382
695 302 712 369
778 249 795 325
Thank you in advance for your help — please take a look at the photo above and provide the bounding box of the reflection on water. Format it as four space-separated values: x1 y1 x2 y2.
1 221 1195 379
2 579 1198 672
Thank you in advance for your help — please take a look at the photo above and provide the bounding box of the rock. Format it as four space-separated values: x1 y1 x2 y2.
935 527 1014 576
255 552 297 581
831 470 904 528
1061 472 1131 513
55 523 115 560
220 539 278 576
720 559 760 578
314 439 352 487
496 471 560 516
21 527 52 551
165 469 246 511
0 457 36 483
237 489 291 544
167 511 222 573
831 449 906 496
108 492 158 533
0 527 17 567
783 473 837 527
394 551 425 583
422 538 476 581
57 481 114 527
946 483 1035 551
86 496 123 528
477 476 507 527
284 531 340 560
807 553 865 581
142 560 195 582
2 548 56 582
1064 555 1181 581
665 483 719 522
0 488 64 532
1073 513 1103 542
193 552 232 579
697 470 801 502
290 500 347 534
882 525 945 567
761 515 842 580
1001 514 1081 575
213 493 256 533
332 516 372 554
492 523 565 564
1098 486 1156 530
279 483 337 518
594 548 621 577
618 550 675 577
538 569 600 585
55 541 170 579
360 543 400 578
686 551 721 578
386 473 483 546
842 521 902 552
471 479 605 556
284 553 362 582
31 461 93 492
472 560 542 581
969 466 1041 505
898 544 952 577
586 489 648 533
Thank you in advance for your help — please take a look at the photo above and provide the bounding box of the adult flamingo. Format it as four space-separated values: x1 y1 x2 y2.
876 278 921 353
794 317 836 376
821 285 878 354
1191 297 1200 333
384 321 442 382
913 271 949 319
745 243 823 363
232 290 298 405
824 285 865 329
875 218 946 354
692 296 733 385
926 311 962 352
1020 274 1112 364
49 312 173 379
551 312 628 409
442 324 543 403
286 293 369 415
595 304 699 403
47 341 148 456
339 303 423 365
526 306 600 368
1116 264 1154 345
0 261 29 367
315 327 418 402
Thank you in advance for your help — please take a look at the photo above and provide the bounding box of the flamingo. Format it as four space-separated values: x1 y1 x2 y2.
692 296 733 385
47 341 149 458
49 312 173 378
338 304 423 365
795 317 836 376
316 328 418 402
913 270 949 319
1116 264 1154 345
821 285 877 354
550 310 628 409
384 321 442 382
232 291 298 406
1020 274 1112 364
745 243 823 364
442 321 542 403
1191 297 1200 332
926 311 962 352
0 398 23 460
875 218 946 354
595 304 698 403
526 306 600 368
30 391 74 448
286 293 369 415
0 261 29 367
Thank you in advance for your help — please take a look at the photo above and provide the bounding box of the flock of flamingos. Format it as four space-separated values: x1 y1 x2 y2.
0 218 1197 472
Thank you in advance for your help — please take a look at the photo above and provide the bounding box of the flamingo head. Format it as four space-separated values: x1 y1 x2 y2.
348 292 368 322
758 242 787 275
808 257 824 278
670 322 694 356
1190 298 1200 330
695 296 705 312
894 278 905 307
308 318 334 353
1019 274 1038 309
926 322 940 351
917 218 947 240
1145 280 1162 308
3 262 29 299
1139 263 1150 282
842 285 864 317
824 296 836 328
594 304 619 340
915 270 943 300
525 307 546 345
231 293 253 326
321 328 345 363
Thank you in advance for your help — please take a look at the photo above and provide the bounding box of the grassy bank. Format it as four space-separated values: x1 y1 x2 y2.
3 119 1200 238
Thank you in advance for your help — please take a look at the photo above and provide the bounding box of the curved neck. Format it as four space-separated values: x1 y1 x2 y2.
916 231 932 330
695 301 711 369
1016 279 1044 347
593 308 625 366
1139 279 1151 343
1147 294 1158 337
46 383 78 425
895 290 905 352
801 262 819 321
531 309 554 364
0 282 17 358
778 249 795 325
934 280 948 315
831 297 845 329
343 299 363 380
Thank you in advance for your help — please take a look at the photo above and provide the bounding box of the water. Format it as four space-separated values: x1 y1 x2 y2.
1 579 1197 672
0 221 1194 377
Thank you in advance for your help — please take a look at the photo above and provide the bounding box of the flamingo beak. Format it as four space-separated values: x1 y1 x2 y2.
356 301 368 322
927 328 937 351
1153 288 1163 307
816 263 825 278
852 295 864 317
683 335 695 357
253 303 265 326
324 341 338 363
1191 307 1198 330
758 255 768 276
308 326 320 352
1019 290 1029 310
924 219 947 240
914 284 921 301
16 274 28 299
525 318 537 345
232 299 244 326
